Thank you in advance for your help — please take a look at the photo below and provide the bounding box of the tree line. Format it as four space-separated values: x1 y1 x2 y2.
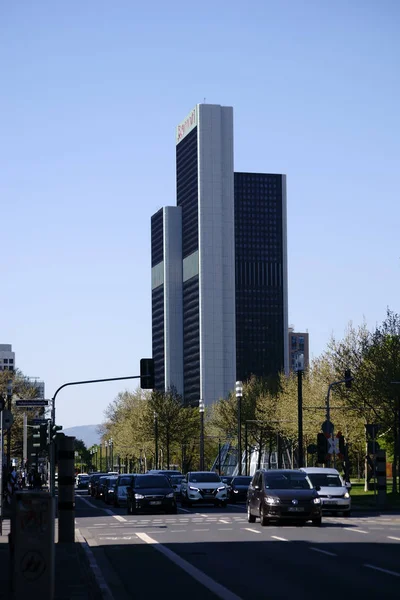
93 309 400 492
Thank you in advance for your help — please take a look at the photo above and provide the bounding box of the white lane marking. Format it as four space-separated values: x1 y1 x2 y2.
310 547 337 557
193 529 210 532
198 514 208 517
76 529 114 600
348 528 369 534
243 528 261 534
219 519 230 524
113 515 127 522
388 536 400 541
218 528 233 531
178 507 191 513
364 564 400 577
171 530 186 533
271 536 288 542
78 496 114 515
135 533 242 600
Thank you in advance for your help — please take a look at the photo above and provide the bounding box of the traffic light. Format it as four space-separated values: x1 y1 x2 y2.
317 433 328 463
32 422 48 450
344 369 352 389
51 424 63 441
140 358 155 389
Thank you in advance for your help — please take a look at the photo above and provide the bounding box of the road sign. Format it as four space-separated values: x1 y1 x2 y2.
321 420 334 435
1 409 14 430
31 418 47 426
16 400 49 407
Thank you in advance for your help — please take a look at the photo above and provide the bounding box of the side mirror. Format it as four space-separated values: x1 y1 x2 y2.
315 485 321 491
345 482 352 490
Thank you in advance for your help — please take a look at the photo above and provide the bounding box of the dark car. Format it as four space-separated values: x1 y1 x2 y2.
89 473 107 497
126 474 177 515
96 475 110 500
76 474 90 491
247 469 322 526
230 476 252 502
103 476 118 504
147 470 182 479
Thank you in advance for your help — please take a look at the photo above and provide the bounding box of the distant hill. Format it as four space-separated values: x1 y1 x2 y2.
63 424 101 448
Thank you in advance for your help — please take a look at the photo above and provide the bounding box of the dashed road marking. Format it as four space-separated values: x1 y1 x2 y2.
310 547 337 557
364 564 400 577
348 528 369 534
388 536 400 541
219 519 230 524
271 536 288 542
113 515 127 522
243 528 260 534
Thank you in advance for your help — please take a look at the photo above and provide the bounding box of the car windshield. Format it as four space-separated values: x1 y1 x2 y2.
233 477 252 486
118 477 133 486
265 474 312 490
135 475 171 489
307 473 342 487
190 473 221 483
170 475 183 483
79 476 89 481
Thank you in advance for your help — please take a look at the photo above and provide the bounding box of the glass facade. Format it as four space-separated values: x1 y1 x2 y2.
176 128 198 258
234 172 285 382
151 210 165 390
177 126 200 403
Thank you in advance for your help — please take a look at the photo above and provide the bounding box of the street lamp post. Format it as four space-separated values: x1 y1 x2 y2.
154 412 159 470
109 438 113 471
236 381 243 476
199 399 205 470
105 441 108 471
294 352 304 468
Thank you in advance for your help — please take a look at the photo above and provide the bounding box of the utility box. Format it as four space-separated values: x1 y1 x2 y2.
11 491 55 599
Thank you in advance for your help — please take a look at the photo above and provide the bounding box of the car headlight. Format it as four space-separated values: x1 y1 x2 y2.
313 497 321 504
166 492 174 498
233 490 239 494
217 486 226 492
344 492 350 499
134 493 145 499
265 496 280 505
189 486 200 492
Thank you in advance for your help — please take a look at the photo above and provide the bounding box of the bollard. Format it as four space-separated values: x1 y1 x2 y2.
57 435 75 543
12 491 55 599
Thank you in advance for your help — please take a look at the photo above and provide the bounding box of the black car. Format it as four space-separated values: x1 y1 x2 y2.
247 469 322 526
89 473 107 497
126 474 177 515
103 476 118 504
229 476 252 502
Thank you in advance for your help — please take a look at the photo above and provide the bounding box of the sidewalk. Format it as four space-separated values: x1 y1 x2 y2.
0 519 99 600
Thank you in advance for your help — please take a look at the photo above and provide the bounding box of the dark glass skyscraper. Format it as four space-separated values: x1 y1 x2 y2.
151 105 288 408
234 173 288 382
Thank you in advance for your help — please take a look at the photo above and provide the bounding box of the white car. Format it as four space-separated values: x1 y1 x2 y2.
300 467 351 516
181 471 228 507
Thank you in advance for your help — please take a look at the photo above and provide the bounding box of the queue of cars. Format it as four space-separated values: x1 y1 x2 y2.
84 466 351 524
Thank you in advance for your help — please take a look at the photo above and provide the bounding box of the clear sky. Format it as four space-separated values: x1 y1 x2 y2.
1 1 399 428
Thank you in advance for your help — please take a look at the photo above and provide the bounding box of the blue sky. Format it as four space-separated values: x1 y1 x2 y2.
1 1 399 428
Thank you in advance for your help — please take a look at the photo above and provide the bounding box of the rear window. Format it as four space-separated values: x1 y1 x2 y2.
118 477 134 486
233 477 252 486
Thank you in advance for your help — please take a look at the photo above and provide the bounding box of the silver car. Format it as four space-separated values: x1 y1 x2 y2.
300 467 351 515
181 471 228 507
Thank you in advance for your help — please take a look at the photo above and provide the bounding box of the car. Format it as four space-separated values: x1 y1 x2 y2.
229 476 252 502
169 474 184 498
180 471 228 507
89 473 107 497
247 469 322 526
147 470 182 479
300 467 351 516
76 474 90 490
114 474 136 507
103 476 118 504
96 475 110 499
126 474 177 515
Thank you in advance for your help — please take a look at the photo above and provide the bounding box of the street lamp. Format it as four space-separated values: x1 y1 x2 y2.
154 412 159 470
199 399 205 470
105 440 108 471
236 381 243 475
294 352 304 468
109 438 113 471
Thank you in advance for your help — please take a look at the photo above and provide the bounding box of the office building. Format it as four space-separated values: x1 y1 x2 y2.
151 104 288 407
0 344 15 372
235 173 288 381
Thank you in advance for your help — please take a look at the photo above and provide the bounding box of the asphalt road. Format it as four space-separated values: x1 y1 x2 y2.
75 491 400 600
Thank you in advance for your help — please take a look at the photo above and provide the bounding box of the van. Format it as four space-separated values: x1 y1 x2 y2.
300 467 351 516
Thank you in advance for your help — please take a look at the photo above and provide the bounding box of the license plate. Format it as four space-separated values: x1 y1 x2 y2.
288 507 304 512
149 501 162 505
324 501 338 505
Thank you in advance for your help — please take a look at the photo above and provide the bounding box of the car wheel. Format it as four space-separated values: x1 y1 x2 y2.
260 504 269 527
247 504 256 523
312 517 322 527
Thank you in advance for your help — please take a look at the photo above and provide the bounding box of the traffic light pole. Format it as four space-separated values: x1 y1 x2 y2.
50 374 141 498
